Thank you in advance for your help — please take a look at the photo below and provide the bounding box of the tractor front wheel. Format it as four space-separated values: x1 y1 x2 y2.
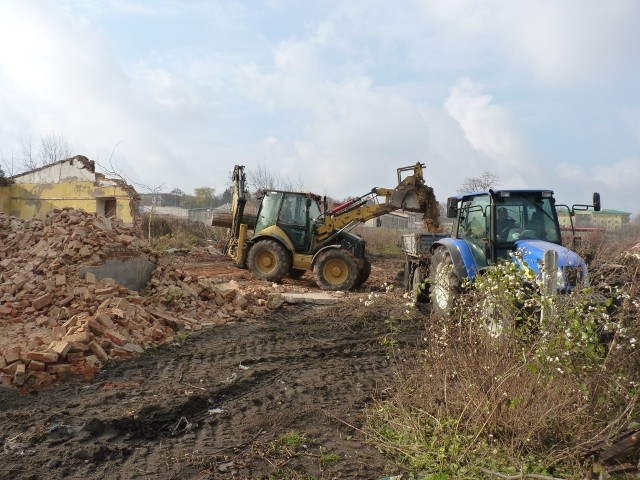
247 239 291 283
314 249 359 291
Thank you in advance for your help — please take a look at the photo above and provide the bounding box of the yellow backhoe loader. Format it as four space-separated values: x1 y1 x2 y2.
213 163 439 291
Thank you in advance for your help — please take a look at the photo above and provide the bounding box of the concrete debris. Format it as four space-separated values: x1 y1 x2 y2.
0 208 274 389
281 292 342 305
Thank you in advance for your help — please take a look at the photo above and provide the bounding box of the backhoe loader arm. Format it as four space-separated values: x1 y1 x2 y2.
224 165 248 264
315 162 441 241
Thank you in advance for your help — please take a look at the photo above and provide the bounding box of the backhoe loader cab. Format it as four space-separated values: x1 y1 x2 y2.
254 190 323 253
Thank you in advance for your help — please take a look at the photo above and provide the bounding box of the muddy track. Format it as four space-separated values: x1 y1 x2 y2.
0 300 424 480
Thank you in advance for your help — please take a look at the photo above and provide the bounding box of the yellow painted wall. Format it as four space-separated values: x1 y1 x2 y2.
0 181 135 224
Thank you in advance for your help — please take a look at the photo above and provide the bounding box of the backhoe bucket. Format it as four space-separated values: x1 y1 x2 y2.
391 184 425 212
392 163 430 212
391 166 441 232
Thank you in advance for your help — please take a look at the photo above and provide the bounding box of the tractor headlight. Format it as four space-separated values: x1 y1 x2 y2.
556 267 566 291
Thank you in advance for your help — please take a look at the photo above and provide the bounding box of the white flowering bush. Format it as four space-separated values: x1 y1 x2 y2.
368 239 640 478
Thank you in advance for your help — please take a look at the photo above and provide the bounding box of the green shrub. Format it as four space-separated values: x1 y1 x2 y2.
368 240 640 478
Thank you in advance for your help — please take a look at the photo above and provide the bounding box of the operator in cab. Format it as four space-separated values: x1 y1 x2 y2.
497 207 516 239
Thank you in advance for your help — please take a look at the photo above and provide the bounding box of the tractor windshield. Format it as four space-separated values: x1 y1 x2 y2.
495 195 561 245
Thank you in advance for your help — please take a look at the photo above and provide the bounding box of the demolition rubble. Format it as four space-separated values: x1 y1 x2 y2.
0 208 274 389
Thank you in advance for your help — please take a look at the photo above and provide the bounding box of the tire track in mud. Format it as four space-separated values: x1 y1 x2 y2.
0 302 424 480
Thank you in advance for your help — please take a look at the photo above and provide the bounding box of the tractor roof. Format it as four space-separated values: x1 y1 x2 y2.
455 189 555 202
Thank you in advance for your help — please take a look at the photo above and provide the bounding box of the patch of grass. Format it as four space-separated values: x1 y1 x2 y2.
380 318 399 351
267 470 318 480
319 448 340 467
368 402 513 478
280 431 310 449
267 431 315 457
174 330 192 343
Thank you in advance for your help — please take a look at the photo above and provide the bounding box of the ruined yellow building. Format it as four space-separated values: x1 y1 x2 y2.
0 155 139 224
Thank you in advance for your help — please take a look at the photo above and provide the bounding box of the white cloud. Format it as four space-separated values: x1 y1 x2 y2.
553 158 640 212
554 163 589 183
594 157 640 189
502 0 640 86
444 78 530 171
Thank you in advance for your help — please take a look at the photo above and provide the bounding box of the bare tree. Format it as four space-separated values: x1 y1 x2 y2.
249 163 277 194
38 132 72 165
458 171 499 193
248 163 305 195
170 188 185 207
280 174 305 192
20 137 37 170
20 132 73 171
0 148 19 178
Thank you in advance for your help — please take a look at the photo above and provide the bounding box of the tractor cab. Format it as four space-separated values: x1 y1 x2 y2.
254 190 323 253
450 190 563 268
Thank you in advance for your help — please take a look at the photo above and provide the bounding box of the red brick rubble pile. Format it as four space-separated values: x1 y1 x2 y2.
0 208 272 388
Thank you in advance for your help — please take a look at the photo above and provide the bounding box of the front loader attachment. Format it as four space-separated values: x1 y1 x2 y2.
391 163 441 232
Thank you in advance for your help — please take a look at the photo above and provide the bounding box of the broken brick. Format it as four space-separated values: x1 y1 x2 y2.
32 293 53 310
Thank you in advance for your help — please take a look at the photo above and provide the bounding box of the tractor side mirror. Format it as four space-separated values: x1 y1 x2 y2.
593 192 601 212
446 197 458 218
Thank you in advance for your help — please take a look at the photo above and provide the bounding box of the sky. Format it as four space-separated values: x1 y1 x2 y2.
0 1 639 215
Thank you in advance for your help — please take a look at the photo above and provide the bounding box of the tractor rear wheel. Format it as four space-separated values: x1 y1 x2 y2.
429 247 460 316
314 249 359 291
410 264 428 303
247 239 291 283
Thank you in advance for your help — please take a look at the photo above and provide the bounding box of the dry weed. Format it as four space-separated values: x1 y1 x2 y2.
368 236 640 478
141 214 227 249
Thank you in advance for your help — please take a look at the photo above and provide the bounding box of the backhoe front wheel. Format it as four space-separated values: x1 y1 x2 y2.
314 249 359 291
247 239 291 283
429 247 460 316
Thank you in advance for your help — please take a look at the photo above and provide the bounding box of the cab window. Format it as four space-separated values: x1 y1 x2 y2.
255 191 283 233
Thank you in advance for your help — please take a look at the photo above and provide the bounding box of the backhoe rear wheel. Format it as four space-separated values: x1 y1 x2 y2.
314 249 359 291
429 247 460 316
247 239 291 283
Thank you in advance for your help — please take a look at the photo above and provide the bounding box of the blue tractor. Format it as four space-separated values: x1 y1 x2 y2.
426 189 601 315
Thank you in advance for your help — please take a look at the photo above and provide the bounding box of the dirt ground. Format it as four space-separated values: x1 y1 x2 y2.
0 253 426 480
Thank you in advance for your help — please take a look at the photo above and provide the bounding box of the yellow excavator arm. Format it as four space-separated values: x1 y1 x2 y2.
315 162 440 241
